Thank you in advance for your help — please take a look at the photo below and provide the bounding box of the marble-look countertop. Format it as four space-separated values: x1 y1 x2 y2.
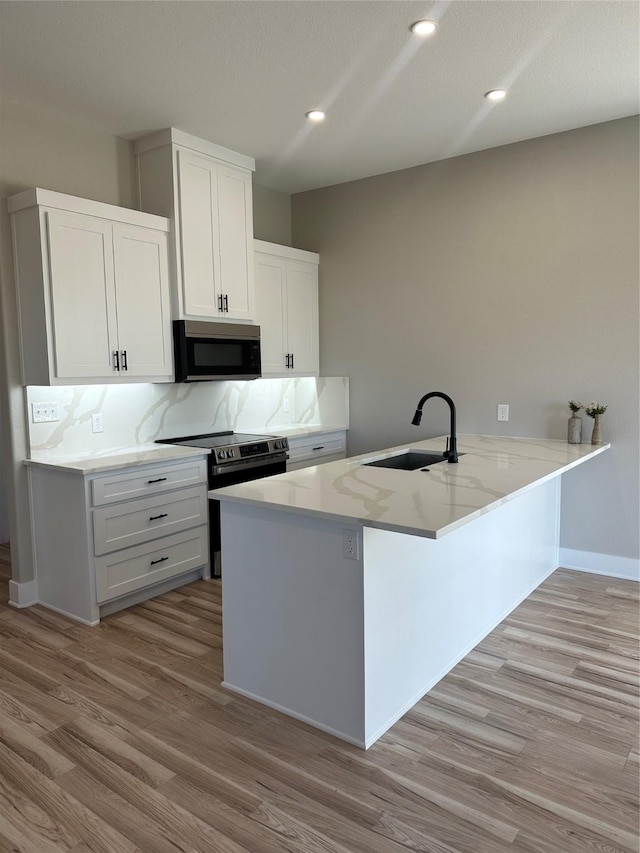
25 443 210 475
210 435 610 539
245 424 348 439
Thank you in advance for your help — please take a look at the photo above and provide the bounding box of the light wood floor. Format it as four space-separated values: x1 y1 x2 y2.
0 555 637 853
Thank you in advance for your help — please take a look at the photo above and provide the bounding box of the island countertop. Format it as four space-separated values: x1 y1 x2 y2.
210 434 610 539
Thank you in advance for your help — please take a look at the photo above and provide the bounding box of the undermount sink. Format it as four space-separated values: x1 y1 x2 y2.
363 450 449 470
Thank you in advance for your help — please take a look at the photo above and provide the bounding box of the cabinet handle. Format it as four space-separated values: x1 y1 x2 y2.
121 350 128 371
285 354 290 368
217 294 223 311
150 556 169 566
223 294 229 312
113 351 120 372
148 477 167 484
149 513 168 521
312 446 325 452
291 352 294 370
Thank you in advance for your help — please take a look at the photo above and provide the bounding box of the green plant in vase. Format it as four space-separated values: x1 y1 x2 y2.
584 401 607 445
567 400 583 444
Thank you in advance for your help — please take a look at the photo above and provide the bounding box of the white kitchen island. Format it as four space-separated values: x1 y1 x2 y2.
211 435 609 748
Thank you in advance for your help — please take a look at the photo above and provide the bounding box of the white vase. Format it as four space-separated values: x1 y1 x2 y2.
567 414 582 444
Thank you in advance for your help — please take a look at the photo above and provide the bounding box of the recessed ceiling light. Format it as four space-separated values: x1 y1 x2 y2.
485 89 508 102
411 20 437 36
306 110 326 122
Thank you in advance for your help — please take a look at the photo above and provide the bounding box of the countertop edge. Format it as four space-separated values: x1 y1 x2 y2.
246 424 348 439
25 445 211 475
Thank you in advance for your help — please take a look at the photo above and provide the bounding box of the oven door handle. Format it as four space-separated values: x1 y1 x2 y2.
211 453 288 478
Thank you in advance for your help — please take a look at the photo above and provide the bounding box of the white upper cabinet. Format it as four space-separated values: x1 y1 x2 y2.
8 189 172 386
135 128 255 323
254 240 319 377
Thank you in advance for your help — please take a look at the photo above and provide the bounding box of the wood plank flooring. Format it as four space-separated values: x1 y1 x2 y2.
0 558 637 853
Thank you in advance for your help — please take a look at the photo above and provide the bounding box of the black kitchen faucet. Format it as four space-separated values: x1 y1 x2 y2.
411 391 459 463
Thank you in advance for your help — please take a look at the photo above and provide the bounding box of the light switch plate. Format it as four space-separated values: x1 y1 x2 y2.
32 402 60 423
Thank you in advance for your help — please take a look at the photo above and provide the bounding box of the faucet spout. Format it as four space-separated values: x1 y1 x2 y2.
411 391 458 463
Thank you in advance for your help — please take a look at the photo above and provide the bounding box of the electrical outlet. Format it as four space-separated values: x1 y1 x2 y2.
497 404 509 422
91 413 104 433
32 402 60 423
282 398 290 414
343 529 359 560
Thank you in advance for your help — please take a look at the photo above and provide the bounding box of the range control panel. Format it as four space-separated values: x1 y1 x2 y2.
214 437 289 464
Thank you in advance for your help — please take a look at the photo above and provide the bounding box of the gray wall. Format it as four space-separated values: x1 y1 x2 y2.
0 401 8 543
292 117 639 562
253 183 292 246
0 101 293 581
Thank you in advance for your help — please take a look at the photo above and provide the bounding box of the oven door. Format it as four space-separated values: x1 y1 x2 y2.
174 320 261 382
209 456 287 577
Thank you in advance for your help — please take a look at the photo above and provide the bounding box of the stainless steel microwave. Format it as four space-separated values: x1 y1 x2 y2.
173 320 261 382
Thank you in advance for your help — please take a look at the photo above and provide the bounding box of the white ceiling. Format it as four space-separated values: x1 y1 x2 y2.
1 1 638 194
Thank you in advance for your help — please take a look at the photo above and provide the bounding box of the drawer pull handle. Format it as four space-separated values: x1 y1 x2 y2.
150 556 169 566
312 446 325 451
148 477 167 484
149 513 168 521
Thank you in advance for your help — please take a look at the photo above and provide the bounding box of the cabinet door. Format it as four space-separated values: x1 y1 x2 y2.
46 211 119 379
112 224 172 379
217 164 254 320
177 150 221 317
254 252 288 375
286 260 319 376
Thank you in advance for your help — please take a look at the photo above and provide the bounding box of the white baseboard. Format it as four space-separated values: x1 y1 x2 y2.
558 548 640 582
221 681 367 749
8 578 39 608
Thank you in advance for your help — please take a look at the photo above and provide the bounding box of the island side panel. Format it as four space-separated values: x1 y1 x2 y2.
362 477 561 747
220 502 367 746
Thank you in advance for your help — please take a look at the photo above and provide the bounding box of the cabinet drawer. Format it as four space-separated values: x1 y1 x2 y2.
287 452 346 472
91 458 207 506
93 485 208 556
95 526 208 603
287 431 346 465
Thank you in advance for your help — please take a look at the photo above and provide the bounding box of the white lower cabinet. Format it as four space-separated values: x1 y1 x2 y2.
95 527 208 604
286 431 347 471
254 240 319 377
29 456 210 624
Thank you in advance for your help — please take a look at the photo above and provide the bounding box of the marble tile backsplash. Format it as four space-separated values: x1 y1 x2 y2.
26 377 349 455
